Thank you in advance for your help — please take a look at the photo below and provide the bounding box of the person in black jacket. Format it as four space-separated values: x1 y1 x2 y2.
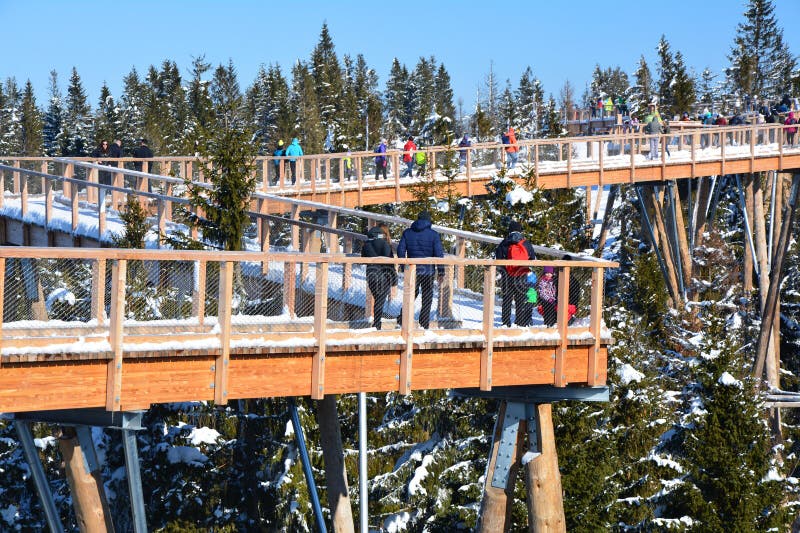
361 225 396 330
133 138 154 173
396 211 444 329
495 220 537 326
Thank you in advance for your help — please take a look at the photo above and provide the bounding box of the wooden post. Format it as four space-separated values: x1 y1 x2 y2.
399 265 416 394
192 260 207 326
106 259 126 412
311 263 329 400
58 426 116 533
454 237 466 289
91 259 107 325
480 266 496 391
743 174 755 292
316 395 356 533
524 404 566 533
214 261 233 404
554 266 570 387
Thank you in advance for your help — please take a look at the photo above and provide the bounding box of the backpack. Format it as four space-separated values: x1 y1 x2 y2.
505 240 530 276
415 151 426 165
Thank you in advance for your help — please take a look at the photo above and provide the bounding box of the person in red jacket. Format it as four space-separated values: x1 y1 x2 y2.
401 136 416 177
504 127 519 169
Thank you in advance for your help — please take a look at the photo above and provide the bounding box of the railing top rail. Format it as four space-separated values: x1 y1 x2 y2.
0 245 618 268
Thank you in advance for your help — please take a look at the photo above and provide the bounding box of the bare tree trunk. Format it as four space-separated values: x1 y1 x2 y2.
670 183 693 299
693 177 712 249
317 395 355 533
644 185 681 307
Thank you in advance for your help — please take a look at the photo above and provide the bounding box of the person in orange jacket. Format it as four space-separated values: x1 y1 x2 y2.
401 136 416 177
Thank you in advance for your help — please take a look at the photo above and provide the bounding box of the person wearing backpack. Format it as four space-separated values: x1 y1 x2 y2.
414 148 427 177
785 111 797 146
495 220 537 327
401 136 416 177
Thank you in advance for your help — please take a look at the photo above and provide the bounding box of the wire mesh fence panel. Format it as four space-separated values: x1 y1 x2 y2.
1 258 95 323
123 259 194 324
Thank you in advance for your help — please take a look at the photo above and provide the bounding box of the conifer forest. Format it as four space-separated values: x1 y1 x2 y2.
2 0 800 530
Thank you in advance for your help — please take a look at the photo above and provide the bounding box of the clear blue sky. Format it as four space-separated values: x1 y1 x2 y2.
1 0 799 107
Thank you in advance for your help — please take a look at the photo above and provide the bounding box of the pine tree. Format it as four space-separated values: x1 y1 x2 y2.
384 58 410 142
290 61 324 153
93 83 120 143
63 67 92 156
211 60 244 129
18 80 42 156
672 51 697 118
311 23 345 150
186 56 215 132
656 35 676 114
42 71 65 156
0 78 22 155
630 56 654 118
729 0 796 103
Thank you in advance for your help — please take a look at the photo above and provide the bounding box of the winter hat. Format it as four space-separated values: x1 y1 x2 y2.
408 136 414 141
508 221 523 233
418 211 431 221
278 139 284 147
543 266 554 275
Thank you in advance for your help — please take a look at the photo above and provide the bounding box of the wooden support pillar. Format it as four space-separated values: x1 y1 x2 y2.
524 404 566 533
58 426 115 533
476 402 523 533
317 395 355 533
192 260 207 325
743 174 755 292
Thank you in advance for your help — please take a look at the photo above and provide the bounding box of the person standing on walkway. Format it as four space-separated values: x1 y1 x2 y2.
396 211 444 329
132 138 153 173
458 134 471 170
375 138 388 180
272 140 285 185
785 111 797 146
645 115 662 159
504 127 519 169
401 136 416 178
284 138 303 184
537 266 557 327
92 139 113 185
361 225 396 330
495 220 537 327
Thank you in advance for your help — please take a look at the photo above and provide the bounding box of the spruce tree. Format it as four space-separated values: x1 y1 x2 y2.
290 62 324 154
498 82 517 132
93 83 120 144
311 23 345 150
118 67 147 152
516 67 545 138
19 80 43 156
656 35 676 115
671 51 697 118
384 58 411 142
631 56 654 118
63 67 92 156
210 60 244 128
0 78 22 155
42 70 65 156
186 56 215 132
697 67 718 113
729 0 796 102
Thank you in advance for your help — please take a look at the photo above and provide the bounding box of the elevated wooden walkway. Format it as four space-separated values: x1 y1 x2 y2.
0 247 614 413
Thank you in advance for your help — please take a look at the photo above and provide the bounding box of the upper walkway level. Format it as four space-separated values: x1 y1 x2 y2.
2 123 799 212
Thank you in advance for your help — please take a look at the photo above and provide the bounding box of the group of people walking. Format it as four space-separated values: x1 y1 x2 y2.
360 215 579 330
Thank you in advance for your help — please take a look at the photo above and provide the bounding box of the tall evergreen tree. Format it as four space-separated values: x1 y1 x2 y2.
630 56 654 118
186 56 215 132
384 58 410 142
516 67 545 138
498 81 517 132
729 0 796 102
0 78 22 155
211 59 244 128
409 56 437 142
93 83 120 144
432 63 456 144
290 61 324 153
118 67 147 152
697 67 719 113
63 68 92 156
311 23 345 150
42 70 65 156
19 80 42 156
656 35 677 115
590 65 629 104
671 51 697 118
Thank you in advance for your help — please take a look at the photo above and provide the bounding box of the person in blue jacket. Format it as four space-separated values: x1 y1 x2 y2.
271 140 285 185
374 139 388 180
284 138 303 184
396 211 444 329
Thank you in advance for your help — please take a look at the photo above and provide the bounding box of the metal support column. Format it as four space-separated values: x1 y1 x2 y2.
288 398 327 533
122 429 148 533
15 421 65 533
358 391 368 533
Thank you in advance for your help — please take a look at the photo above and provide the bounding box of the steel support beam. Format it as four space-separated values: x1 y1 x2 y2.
455 385 609 403
15 421 65 533
288 398 327 533
122 429 148 533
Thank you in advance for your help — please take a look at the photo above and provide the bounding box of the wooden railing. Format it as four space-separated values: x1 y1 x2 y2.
0 247 616 410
